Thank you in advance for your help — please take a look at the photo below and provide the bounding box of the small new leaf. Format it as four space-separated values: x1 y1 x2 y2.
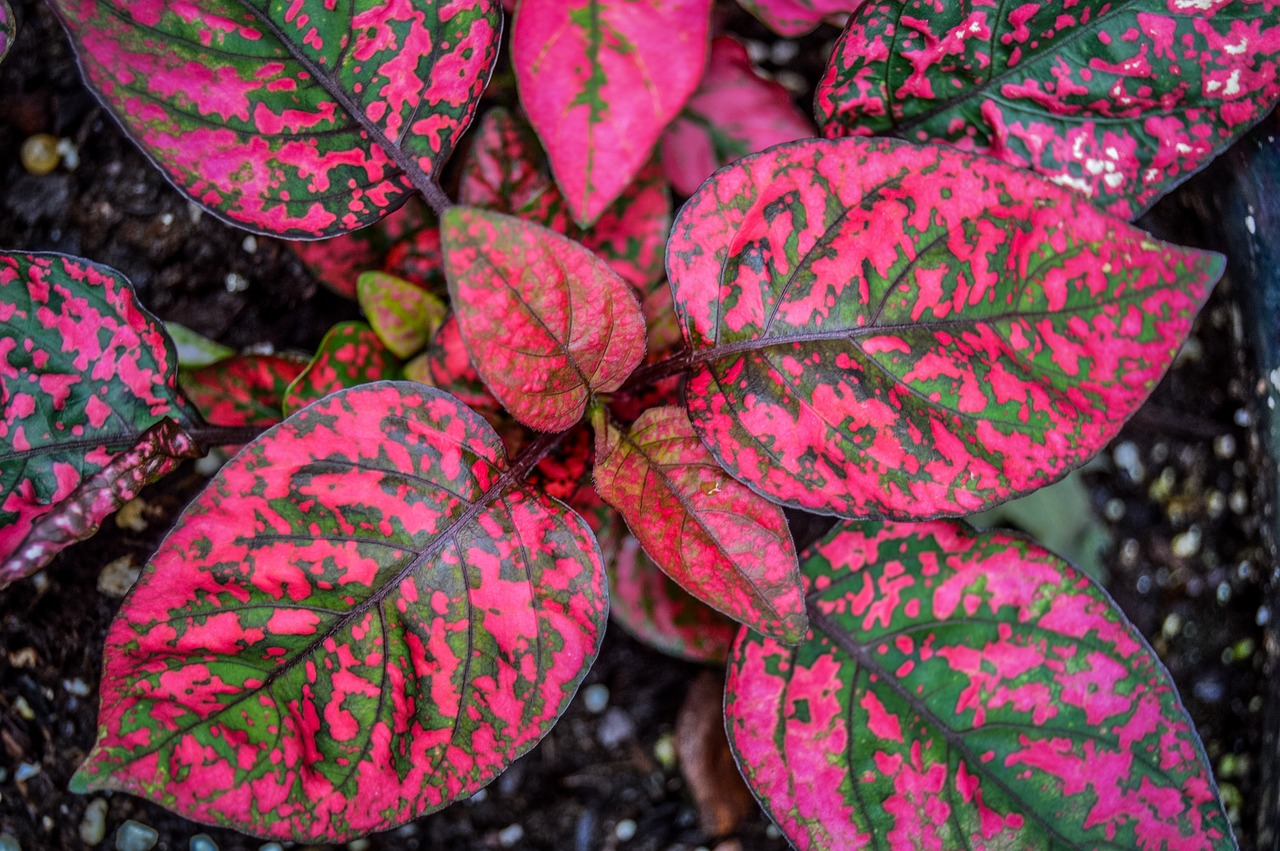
441 207 646 432
357 271 448 359
593 406 806 643
282 321 400 416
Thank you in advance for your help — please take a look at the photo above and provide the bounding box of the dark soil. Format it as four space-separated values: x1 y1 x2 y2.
0 2 1271 849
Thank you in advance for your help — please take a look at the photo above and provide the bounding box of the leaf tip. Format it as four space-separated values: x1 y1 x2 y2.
774 611 810 647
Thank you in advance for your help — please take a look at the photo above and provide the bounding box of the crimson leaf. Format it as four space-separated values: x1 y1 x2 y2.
593 406 806 643
441 207 646 432
50 1 500 236
666 137 1222 518
816 0 1280 219
726 520 1235 849
71 382 608 841
0 252 201 587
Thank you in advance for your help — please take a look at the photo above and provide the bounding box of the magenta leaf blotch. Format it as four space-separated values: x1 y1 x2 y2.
667 137 1223 518
72 382 609 841
0 252 201 586
49 1 501 236
441 207 646 432
816 0 1280 218
725 520 1235 850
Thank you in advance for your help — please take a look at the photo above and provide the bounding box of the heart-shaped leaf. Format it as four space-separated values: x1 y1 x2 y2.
282 321 400 416
441 207 646 432
610 532 739 664
293 203 434 298
460 109 672 293
71 382 609 842
181 353 308 427
593 406 806 642
667 137 1223 518
725 520 1235 850
357 271 447 358
50 2 500 236
735 0 862 35
0 253 201 586
1 0 17 68
661 37 817 196
816 0 1280 219
512 0 711 227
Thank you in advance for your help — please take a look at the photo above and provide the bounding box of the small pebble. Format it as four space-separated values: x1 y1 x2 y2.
20 133 60 175
0 832 20 851
1162 613 1182 640
242 235 258 254
347 839 370 851
769 40 799 64
1103 498 1125 521
14 762 40 782
13 695 34 720
258 844 284 851
1171 527 1201 558
597 707 636 749
98 556 141 598
224 272 249 293
497 823 524 847
581 683 609 714
653 732 677 770
1213 434 1236 459
80 798 109 846
1112 441 1142 480
466 788 488 804
8 647 37 668
115 821 159 851
190 834 219 851
64 677 91 697
114 499 149 532
615 819 637 841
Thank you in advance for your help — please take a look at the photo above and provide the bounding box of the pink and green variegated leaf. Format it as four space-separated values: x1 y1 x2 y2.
0 253 202 586
416 313 499 412
816 0 1280 220
180 353 308 427
293 203 433 299
592 406 806 643
441 207 646 432
49 2 500 237
610 533 738 665
459 109 672 294
726 520 1235 850
71 382 608 841
282 321 399 416
667 137 1223 519
357 271 447 359
735 0 862 35
0 0 15 68
661 37 816 196
512 0 711 227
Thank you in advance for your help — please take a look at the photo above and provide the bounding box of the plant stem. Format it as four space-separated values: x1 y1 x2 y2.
502 430 569 487
187 424 268 452
621 350 693 392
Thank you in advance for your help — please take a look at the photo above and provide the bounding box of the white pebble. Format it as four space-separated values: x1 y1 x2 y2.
14 762 40 782
114 821 158 851
615 819 637 841
498 823 524 847
79 799 108 846
224 273 249 293
63 678 91 697
1171 527 1201 558
581 683 609 714
190 835 219 851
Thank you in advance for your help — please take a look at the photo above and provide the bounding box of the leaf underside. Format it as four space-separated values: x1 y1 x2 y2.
0 252 200 586
593 406 806 643
816 0 1280 219
725 520 1235 850
666 136 1222 519
73 382 608 842
50 1 500 237
441 207 646 433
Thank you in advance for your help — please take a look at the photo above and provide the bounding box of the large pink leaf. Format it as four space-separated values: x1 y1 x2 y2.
816 0 1280 219
726 520 1235 849
71 382 608 841
661 37 816 197
0 253 202 586
180 353 308 428
666 137 1223 518
512 0 711 227
735 0 863 35
460 108 672 293
610 531 739 665
441 207 646 432
282 321 400 416
49 1 501 237
593 406 806 643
